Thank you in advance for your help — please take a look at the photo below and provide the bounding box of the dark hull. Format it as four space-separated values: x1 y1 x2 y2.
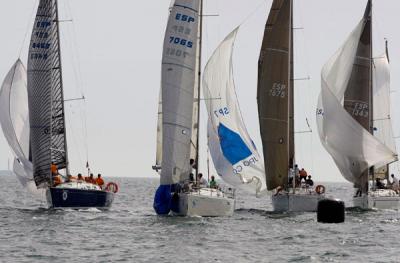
47 188 114 209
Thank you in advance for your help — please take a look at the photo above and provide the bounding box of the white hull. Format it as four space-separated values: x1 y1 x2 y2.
175 188 235 217
272 192 325 212
353 189 400 210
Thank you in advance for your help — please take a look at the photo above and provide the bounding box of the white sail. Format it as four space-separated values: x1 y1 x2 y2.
160 0 201 185
373 54 396 153
316 20 397 184
203 28 267 195
0 60 44 196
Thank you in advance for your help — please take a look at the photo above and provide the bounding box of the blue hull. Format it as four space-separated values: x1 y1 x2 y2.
47 188 114 209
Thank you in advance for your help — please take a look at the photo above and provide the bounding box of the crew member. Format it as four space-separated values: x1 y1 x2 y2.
96 174 105 188
305 175 314 186
197 173 208 188
299 168 308 182
209 176 218 189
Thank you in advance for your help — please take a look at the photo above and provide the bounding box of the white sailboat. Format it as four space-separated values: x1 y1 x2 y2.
317 0 399 209
257 0 325 212
153 0 238 217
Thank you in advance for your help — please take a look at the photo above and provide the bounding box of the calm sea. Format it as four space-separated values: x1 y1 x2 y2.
0 173 399 263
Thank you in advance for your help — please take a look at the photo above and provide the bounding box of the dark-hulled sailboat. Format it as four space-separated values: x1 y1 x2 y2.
257 0 325 211
9 0 116 209
317 0 399 209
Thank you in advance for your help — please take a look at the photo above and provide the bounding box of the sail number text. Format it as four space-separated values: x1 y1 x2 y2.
270 83 286 98
351 102 368 117
214 107 230 118
175 13 195 23
169 37 193 48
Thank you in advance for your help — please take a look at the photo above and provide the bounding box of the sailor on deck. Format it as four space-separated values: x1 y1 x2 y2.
96 174 105 188
197 173 208 188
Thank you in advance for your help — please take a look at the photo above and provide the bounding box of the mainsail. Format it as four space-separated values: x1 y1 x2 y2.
203 28 267 195
155 0 201 173
27 0 68 188
316 1 397 186
257 0 293 190
160 0 201 185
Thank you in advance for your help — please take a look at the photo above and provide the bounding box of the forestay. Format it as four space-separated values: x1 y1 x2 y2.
0 60 44 196
316 19 397 184
160 0 201 185
27 0 68 188
203 28 266 195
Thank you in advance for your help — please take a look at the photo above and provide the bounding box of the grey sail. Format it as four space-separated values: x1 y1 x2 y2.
160 0 201 185
342 0 372 191
257 0 292 190
27 0 68 188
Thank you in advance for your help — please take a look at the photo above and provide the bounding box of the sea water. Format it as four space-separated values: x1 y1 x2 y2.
0 173 399 262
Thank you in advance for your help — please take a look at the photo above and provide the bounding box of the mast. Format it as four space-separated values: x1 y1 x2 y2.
55 0 70 177
289 0 294 171
368 0 373 190
195 0 203 179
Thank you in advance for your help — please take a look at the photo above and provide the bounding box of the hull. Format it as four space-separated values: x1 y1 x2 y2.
353 189 400 209
174 188 235 217
272 192 325 212
46 183 114 209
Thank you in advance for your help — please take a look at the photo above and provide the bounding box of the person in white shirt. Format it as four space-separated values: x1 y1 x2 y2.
197 173 208 188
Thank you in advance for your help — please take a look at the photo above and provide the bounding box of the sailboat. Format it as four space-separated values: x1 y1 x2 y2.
0 0 117 209
153 0 237 217
257 0 325 212
317 0 399 209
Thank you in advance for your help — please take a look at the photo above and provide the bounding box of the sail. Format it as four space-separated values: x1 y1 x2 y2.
0 61 30 181
27 0 68 188
373 54 397 176
257 0 292 190
160 0 201 185
316 8 397 184
203 28 267 195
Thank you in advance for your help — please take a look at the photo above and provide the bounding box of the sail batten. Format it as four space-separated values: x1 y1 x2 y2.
27 0 68 188
258 0 292 190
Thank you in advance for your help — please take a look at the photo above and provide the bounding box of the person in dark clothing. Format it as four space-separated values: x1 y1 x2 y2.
305 175 314 186
375 178 385 189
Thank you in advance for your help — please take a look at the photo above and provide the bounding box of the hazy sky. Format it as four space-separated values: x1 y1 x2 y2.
0 0 399 182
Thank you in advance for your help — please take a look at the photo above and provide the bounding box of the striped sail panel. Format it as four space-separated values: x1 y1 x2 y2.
257 0 291 190
27 0 67 188
160 0 201 185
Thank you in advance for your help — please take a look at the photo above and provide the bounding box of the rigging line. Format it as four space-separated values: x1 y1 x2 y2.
238 0 268 26
18 0 39 58
63 0 90 164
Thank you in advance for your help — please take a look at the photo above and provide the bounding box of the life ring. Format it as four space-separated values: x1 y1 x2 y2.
105 182 119 193
315 185 325 195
